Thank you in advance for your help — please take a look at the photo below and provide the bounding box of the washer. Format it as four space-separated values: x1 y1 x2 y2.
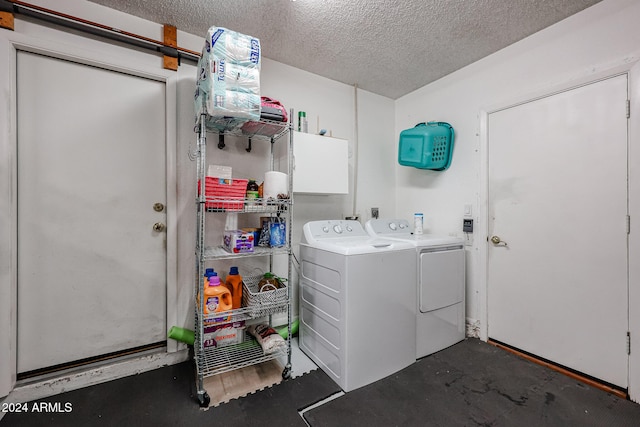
365 218 465 358
299 219 416 392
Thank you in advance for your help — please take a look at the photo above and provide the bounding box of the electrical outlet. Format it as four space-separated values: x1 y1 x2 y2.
371 207 379 219
464 233 474 247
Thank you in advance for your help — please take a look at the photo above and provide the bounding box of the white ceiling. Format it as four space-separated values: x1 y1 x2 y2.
87 0 602 99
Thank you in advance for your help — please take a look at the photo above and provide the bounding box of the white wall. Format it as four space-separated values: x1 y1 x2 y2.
177 57 394 327
395 0 640 330
355 90 397 221
395 0 640 399
0 0 395 395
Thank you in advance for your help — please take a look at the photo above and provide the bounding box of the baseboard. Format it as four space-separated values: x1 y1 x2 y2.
465 318 480 338
488 339 628 400
3 349 189 406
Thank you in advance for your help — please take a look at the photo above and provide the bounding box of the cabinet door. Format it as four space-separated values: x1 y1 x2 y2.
293 131 348 194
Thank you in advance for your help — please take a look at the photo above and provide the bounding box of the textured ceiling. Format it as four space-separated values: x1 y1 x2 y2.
87 0 601 99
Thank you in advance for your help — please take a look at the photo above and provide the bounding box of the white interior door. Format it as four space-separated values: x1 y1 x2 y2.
487 74 629 388
17 51 167 373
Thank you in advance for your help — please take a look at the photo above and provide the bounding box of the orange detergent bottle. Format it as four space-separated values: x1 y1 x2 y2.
225 266 244 309
204 275 233 316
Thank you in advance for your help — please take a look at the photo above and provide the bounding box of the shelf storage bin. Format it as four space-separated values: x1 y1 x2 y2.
202 177 248 211
242 274 288 317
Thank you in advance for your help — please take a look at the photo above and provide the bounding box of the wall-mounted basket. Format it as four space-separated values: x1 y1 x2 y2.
398 121 455 170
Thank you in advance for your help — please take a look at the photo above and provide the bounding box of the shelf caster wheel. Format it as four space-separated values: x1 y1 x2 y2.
282 366 292 380
198 392 210 408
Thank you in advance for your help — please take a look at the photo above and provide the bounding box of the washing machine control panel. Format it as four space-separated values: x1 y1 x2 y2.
303 220 367 241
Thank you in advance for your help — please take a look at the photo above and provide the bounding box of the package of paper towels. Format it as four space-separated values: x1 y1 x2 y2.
195 26 261 122
207 28 261 66
263 171 288 199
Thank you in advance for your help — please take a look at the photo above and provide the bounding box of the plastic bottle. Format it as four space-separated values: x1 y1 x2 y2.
204 275 233 316
258 272 282 292
246 179 259 210
198 269 216 310
414 213 424 235
298 111 306 132
225 266 244 309
246 179 259 199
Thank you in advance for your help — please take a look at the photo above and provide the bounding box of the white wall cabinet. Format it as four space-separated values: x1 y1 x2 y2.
293 131 349 194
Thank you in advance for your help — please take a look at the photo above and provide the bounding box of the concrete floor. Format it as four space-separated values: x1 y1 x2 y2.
2 338 640 426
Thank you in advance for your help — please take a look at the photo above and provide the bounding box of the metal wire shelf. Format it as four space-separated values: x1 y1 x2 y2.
201 116 291 142
196 275 288 326
200 196 291 213
193 108 294 406
199 245 290 261
196 331 289 378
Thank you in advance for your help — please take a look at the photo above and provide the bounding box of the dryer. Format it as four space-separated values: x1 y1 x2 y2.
366 218 465 358
299 220 416 392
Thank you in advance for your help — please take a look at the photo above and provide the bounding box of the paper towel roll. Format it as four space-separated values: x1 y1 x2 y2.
224 64 260 93
206 90 261 120
209 30 261 67
264 171 288 199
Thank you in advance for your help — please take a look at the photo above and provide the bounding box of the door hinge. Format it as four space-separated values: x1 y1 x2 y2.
627 99 631 119
628 331 631 355
627 215 631 234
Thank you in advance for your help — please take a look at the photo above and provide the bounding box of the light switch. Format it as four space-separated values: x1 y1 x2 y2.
464 204 472 217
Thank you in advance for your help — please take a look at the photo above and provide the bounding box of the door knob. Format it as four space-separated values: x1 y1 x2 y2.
490 235 507 246
153 222 166 232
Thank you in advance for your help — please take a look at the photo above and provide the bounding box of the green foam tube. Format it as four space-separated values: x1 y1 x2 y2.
168 326 195 345
277 319 299 339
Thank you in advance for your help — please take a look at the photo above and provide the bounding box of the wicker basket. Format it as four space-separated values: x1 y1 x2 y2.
241 274 288 318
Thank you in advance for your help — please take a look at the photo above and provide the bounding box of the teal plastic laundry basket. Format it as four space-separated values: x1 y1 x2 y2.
398 122 455 170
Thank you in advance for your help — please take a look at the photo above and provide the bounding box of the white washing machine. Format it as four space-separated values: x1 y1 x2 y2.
299 220 416 392
365 218 465 358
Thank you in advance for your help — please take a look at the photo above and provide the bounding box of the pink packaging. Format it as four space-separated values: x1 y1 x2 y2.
203 321 246 348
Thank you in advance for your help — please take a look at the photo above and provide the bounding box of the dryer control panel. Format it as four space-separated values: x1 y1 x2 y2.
302 220 367 243
365 218 412 236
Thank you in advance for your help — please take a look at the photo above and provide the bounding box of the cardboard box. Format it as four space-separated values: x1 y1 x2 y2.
204 321 246 348
223 229 255 253
207 165 232 179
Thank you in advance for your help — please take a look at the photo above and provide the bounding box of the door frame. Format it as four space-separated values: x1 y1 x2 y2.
0 30 180 398
478 58 640 402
